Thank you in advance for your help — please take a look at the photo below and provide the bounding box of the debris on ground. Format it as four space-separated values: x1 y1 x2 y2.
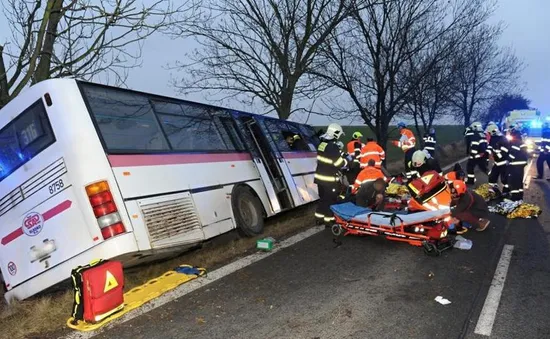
489 200 542 219
453 235 473 250
256 237 275 251
434 296 451 305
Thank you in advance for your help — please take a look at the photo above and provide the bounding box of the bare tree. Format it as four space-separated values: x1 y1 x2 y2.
447 24 523 127
402 41 455 140
0 0 197 109
313 0 493 149
170 0 379 120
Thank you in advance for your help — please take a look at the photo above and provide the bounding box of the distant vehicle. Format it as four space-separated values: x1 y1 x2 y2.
0 79 320 302
502 109 547 153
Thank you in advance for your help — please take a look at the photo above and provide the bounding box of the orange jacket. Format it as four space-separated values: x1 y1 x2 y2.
352 166 387 194
392 128 416 151
359 141 386 168
347 139 363 163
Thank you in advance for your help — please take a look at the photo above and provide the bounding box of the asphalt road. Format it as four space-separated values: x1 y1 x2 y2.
95 158 550 339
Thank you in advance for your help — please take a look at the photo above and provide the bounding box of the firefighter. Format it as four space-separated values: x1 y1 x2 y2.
314 123 349 225
465 122 489 185
506 125 528 201
423 127 437 157
345 131 364 188
464 126 474 155
359 137 385 168
534 122 550 180
392 122 416 180
352 159 387 194
409 150 442 178
486 124 509 194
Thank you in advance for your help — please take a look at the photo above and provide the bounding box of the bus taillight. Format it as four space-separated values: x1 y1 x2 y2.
85 181 126 240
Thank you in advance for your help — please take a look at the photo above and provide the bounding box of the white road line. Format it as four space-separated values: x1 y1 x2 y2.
523 158 534 189
474 244 515 337
62 226 325 339
61 156 468 339
442 156 469 171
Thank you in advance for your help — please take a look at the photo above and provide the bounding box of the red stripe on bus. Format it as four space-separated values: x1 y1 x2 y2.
108 153 252 167
1 200 72 246
282 152 317 159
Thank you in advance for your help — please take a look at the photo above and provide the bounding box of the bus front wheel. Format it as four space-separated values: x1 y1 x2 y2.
232 185 265 237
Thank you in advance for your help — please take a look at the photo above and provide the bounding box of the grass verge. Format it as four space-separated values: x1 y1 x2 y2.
0 140 467 339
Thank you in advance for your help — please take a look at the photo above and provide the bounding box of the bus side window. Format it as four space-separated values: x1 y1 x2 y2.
263 119 292 152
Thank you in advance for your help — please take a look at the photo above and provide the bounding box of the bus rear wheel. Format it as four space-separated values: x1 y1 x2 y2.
232 186 264 237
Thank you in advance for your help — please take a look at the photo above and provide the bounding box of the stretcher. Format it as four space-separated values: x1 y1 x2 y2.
330 170 455 256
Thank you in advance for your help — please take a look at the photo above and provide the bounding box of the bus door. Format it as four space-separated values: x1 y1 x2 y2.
231 115 294 212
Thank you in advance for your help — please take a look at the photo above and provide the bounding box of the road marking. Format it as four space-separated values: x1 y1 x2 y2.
523 158 533 189
62 225 325 339
442 157 469 171
474 244 514 336
62 157 468 339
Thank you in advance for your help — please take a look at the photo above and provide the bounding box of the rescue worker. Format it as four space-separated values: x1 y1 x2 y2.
314 123 349 225
534 122 550 180
392 122 416 180
352 159 387 194
464 126 474 155
410 150 442 178
486 124 509 194
356 177 387 210
506 125 528 201
449 180 491 232
359 137 385 168
345 131 364 188
423 127 437 157
465 121 488 185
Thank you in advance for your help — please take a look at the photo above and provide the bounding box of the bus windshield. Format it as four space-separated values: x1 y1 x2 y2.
0 100 56 182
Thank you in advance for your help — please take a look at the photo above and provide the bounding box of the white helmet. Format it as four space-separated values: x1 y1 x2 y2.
335 141 344 150
486 123 499 135
323 123 344 140
412 150 427 167
470 121 483 131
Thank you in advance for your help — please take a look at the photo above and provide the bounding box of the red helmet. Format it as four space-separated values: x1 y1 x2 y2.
451 180 467 195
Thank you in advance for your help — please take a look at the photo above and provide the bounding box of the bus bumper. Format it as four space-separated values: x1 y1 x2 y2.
4 232 138 303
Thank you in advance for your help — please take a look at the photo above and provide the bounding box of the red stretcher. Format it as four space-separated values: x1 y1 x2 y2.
330 170 455 256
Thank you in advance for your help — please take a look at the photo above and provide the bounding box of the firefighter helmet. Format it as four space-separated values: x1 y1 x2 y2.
352 131 363 139
486 123 499 135
470 121 483 131
324 123 344 140
451 180 467 195
411 150 427 167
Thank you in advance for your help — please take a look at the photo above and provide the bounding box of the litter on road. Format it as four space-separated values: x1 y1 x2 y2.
453 235 473 250
435 296 452 305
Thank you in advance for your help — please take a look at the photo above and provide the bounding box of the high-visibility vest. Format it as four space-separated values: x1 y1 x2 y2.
352 167 387 193
396 128 416 151
359 141 386 168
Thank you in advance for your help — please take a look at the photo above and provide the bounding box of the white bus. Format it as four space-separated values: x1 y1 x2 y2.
0 79 320 302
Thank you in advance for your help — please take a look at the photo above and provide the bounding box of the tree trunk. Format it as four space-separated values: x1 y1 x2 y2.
34 0 64 83
0 45 9 109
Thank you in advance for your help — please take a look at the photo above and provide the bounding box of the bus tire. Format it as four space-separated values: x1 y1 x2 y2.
232 185 264 237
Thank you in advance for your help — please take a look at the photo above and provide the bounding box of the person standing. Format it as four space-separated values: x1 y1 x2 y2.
345 131 364 189
423 127 437 157
392 122 417 180
486 124 509 194
465 122 488 185
359 137 385 168
534 122 550 180
507 125 528 201
314 123 349 225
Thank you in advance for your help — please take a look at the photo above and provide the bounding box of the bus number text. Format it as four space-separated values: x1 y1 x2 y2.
48 179 64 195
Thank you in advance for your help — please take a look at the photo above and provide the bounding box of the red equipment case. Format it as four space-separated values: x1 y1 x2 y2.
70 259 124 323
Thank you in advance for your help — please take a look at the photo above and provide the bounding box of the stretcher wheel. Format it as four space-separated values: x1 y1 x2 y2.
422 241 441 257
331 224 343 237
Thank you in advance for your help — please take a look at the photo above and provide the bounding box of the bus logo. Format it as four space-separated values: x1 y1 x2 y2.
7 261 16 276
22 212 44 237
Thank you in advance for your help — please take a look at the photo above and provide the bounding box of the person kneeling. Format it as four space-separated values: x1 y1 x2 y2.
356 178 388 210
449 180 491 232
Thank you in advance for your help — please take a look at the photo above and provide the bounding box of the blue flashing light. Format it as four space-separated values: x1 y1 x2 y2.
531 120 542 128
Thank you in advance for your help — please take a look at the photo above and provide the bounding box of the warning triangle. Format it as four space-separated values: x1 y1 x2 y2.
104 270 119 293
421 174 434 185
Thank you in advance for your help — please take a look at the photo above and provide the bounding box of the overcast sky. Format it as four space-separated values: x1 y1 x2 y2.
1 0 549 126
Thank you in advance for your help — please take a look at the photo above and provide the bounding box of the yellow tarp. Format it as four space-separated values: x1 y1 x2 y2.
67 265 206 331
